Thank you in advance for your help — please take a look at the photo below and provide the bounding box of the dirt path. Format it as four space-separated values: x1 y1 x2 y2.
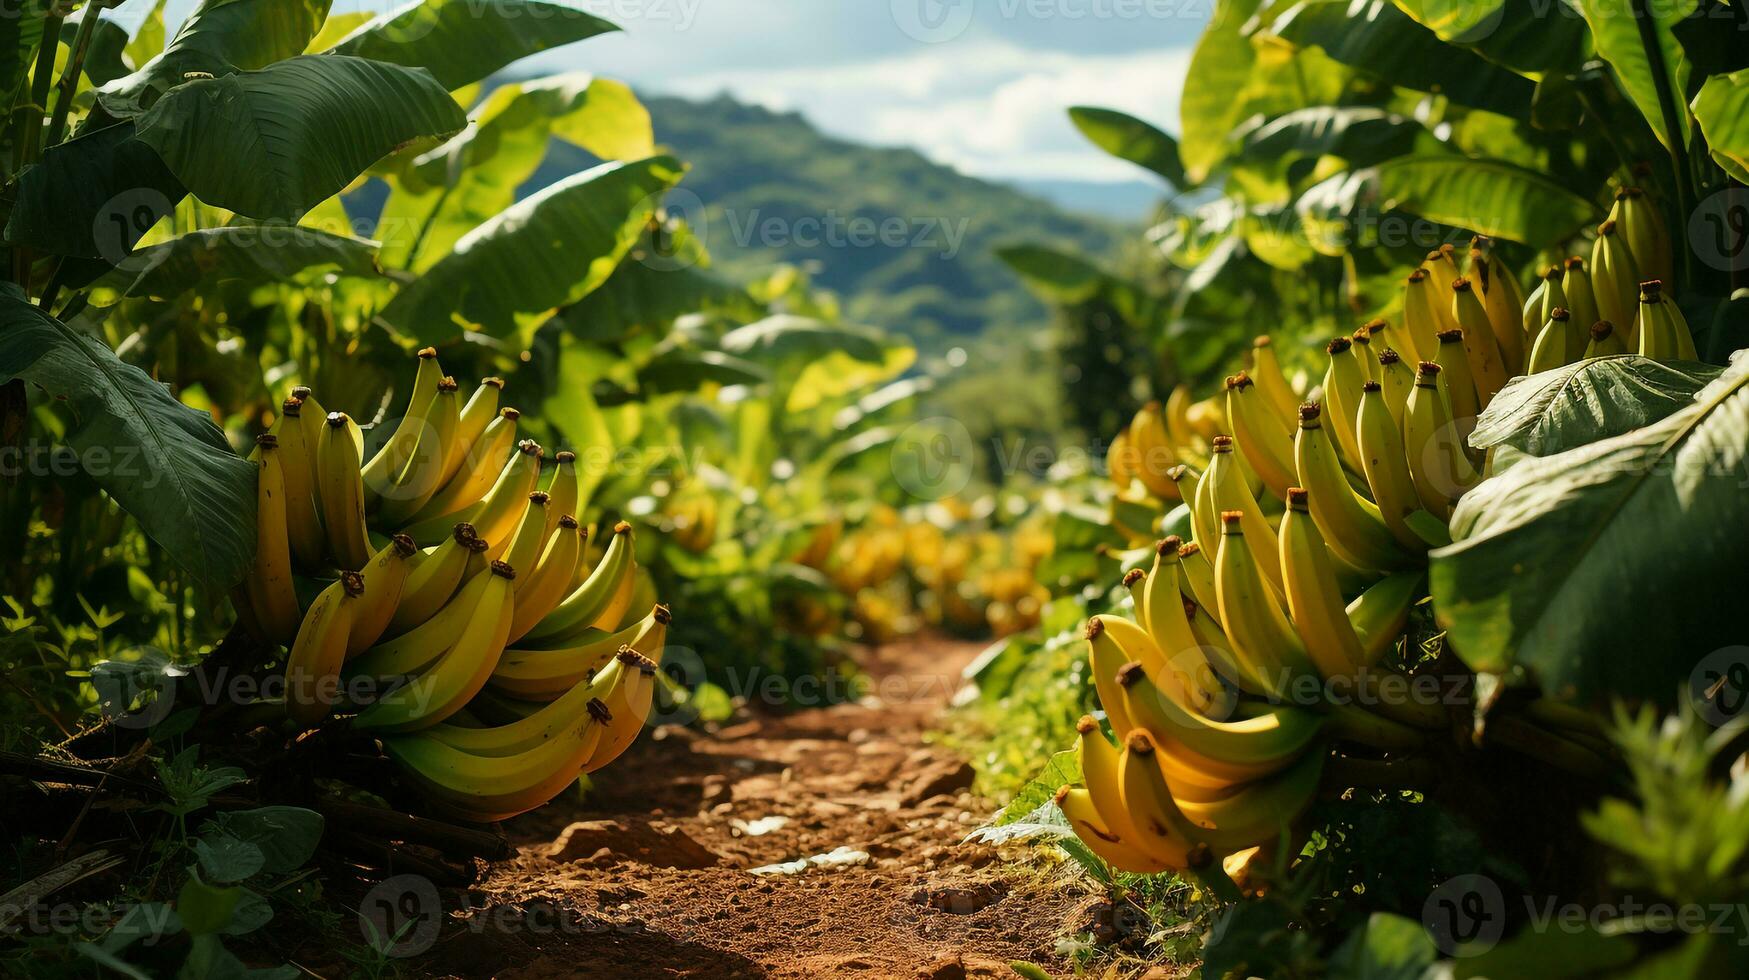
370 635 1075 979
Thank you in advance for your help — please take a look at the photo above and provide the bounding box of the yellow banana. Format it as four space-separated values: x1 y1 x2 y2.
271 397 327 571
1278 488 1368 681
1248 336 1302 423
1402 362 1478 520
1076 716 1151 848
1055 785 1177 874
1350 322 1380 383
1095 610 1216 718
1432 329 1480 447
1590 219 1641 345
316 412 373 570
1610 187 1672 290
376 376 461 526
243 434 301 645
1470 246 1526 376
1173 746 1325 852
436 377 505 489
522 521 636 644
1116 730 1203 866
1174 541 1222 629
354 560 517 733
1293 404 1407 572
381 668 619 823
1421 251 1459 328
1213 512 1317 702
346 534 418 658
1348 570 1424 669
1107 430 1137 491
1585 320 1629 358
1526 308 1577 374
472 442 545 558
1319 338 1367 472
1354 382 1426 552
1164 385 1202 457
1559 258 1602 357
1128 401 1181 500
1117 662 1322 783
508 515 586 643
1142 539 1243 691
542 450 578 542
384 523 484 637
1084 617 1136 738
1205 436 1285 596
1401 269 1441 362
362 347 443 510
285 571 364 727
1225 374 1296 502
431 653 626 757
1450 279 1508 407
350 559 502 680
401 407 520 532
502 491 552 575
1374 348 1413 432
1522 266 1567 348
490 605 669 700
1636 280 1697 361
585 649 663 772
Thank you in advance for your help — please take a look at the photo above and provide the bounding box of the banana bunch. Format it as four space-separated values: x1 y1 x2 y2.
235 348 675 822
1525 191 1692 370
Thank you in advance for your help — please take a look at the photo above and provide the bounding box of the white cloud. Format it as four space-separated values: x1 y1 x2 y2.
655 40 1192 183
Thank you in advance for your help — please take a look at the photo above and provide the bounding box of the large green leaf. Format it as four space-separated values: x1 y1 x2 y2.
561 222 755 342
66 13 134 87
0 286 255 591
93 224 384 301
0 0 46 106
1066 106 1184 189
995 244 1108 305
1178 0 1262 184
329 0 618 90
384 73 651 270
1238 106 1434 168
97 0 331 116
377 155 686 343
5 121 185 261
1470 355 1724 457
1574 0 1696 153
133 55 465 221
1271 0 1537 118
1388 0 1591 76
1373 155 1598 248
1430 353 1749 701
1693 68 1749 184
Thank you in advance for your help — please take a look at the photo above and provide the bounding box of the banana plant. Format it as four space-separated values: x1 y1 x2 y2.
0 0 668 597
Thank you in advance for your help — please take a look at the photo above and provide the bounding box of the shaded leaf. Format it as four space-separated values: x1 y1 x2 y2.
1178 0 1263 184
97 0 331 116
379 155 684 343
5 121 185 261
719 315 887 366
1470 355 1723 456
1430 354 1749 701
1271 0 1537 118
1388 0 1591 76
1573 0 1696 153
638 348 769 394
134 55 466 221
1326 913 1438 979
0 288 256 590
1693 68 1749 185
95 224 384 301
329 0 618 90
1374 154 1597 248
1067 106 1184 189
199 807 324 873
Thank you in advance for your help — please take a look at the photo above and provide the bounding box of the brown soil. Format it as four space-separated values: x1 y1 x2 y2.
342 635 1076 979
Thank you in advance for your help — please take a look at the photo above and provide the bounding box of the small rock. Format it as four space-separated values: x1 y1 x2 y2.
911 881 1007 915
900 759 976 806
918 954 966 980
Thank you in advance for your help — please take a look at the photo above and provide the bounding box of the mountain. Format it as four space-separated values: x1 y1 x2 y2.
532 94 1125 348
1005 178 1164 222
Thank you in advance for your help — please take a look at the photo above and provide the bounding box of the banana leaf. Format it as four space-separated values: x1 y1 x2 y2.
1431 352 1749 702
1470 355 1724 457
1067 106 1184 190
0 286 256 591
96 0 331 116
1573 0 1696 154
329 0 617 90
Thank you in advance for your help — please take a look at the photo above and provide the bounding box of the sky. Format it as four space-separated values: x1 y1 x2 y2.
133 0 1210 185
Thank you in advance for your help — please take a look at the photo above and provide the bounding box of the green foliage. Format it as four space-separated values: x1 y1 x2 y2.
1432 355 1749 701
